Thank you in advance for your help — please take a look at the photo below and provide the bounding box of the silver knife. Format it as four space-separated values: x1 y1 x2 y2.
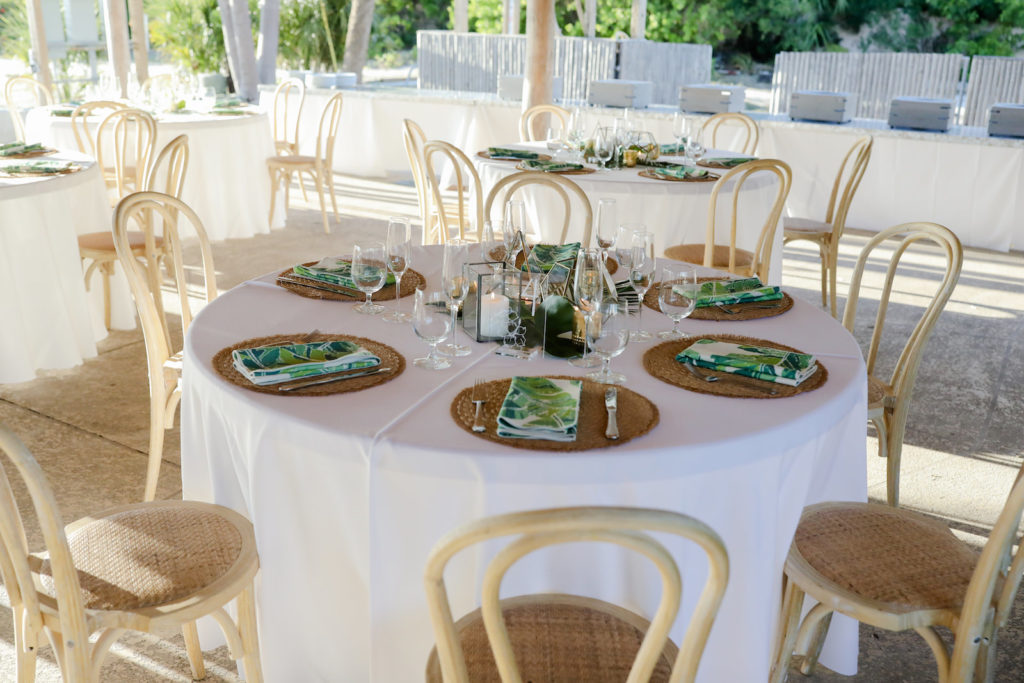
276 366 391 392
604 387 619 440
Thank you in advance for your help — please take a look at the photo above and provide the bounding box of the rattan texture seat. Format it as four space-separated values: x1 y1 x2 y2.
782 216 831 234
867 374 889 410
663 244 753 271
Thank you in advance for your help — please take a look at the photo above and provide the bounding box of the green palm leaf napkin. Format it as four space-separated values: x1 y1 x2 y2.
650 164 709 180
496 376 582 441
487 147 540 160
210 107 248 116
214 96 242 108
0 142 43 156
520 159 585 173
677 339 818 386
704 156 757 168
659 142 686 155
231 340 380 386
293 257 395 288
0 159 75 174
524 242 580 273
676 277 783 307
49 107 75 117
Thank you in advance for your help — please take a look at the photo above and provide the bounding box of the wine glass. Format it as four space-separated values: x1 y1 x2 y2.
658 264 697 339
586 299 630 385
614 223 644 273
594 127 614 170
481 219 501 264
568 248 603 369
383 217 411 323
629 232 656 343
412 288 453 370
672 111 687 151
502 199 526 266
595 198 617 261
351 242 387 315
568 108 586 162
545 126 563 155
439 239 471 357
685 123 706 166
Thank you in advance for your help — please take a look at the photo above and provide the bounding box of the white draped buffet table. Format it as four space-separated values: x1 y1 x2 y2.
182 245 867 681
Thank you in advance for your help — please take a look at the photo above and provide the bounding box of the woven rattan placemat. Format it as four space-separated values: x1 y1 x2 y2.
2 147 57 159
276 263 424 302
642 285 794 321
212 333 405 396
450 375 658 451
0 164 82 178
642 335 828 399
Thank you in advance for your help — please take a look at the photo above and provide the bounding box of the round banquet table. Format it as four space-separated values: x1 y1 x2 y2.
475 144 784 285
24 107 285 241
181 245 867 682
0 150 114 382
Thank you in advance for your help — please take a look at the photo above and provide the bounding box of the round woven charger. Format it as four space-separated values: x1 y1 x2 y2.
276 264 425 302
477 151 552 162
642 283 794 321
642 335 828 399
637 169 718 183
450 375 659 451
212 333 405 396
3 147 57 159
515 163 597 175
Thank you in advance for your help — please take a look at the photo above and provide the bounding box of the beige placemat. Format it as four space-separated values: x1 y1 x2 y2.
212 333 405 396
276 263 425 302
450 375 658 451
642 284 794 321
642 335 828 399
638 169 718 183
477 151 552 162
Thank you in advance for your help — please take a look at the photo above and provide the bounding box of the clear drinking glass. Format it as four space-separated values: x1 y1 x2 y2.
383 217 411 323
629 233 656 343
594 127 614 169
481 219 501 264
568 248 603 369
685 123 706 166
595 198 617 262
658 264 698 339
586 299 630 385
412 288 453 370
502 199 526 266
439 239 471 357
352 242 388 315
672 111 687 151
615 223 644 273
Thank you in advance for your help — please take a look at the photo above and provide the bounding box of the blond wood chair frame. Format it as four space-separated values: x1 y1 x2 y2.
114 192 216 502
783 135 873 317
267 92 343 234
519 103 570 142
272 78 305 155
484 170 594 247
842 222 963 506
4 76 54 141
0 424 262 682
664 159 792 282
70 100 128 156
422 140 484 244
402 118 430 228
770 464 1024 683
424 506 729 683
701 112 759 155
95 108 157 200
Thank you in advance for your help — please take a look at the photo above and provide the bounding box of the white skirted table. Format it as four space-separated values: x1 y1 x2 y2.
0 151 110 383
181 245 867 682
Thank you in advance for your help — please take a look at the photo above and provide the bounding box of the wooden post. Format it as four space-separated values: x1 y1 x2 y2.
127 0 148 83
523 0 555 139
23 0 53 91
503 0 520 35
584 0 596 37
630 0 647 39
453 0 468 33
102 0 132 97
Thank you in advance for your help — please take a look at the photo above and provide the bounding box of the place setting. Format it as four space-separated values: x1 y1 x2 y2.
0 157 81 178
642 270 794 321
477 146 551 162
0 141 57 159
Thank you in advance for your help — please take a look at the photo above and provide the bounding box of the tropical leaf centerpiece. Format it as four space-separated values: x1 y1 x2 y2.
496 376 582 441
676 339 818 386
231 339 380 385
523 242 580 273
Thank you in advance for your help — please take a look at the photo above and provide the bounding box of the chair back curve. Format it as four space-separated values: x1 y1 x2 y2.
96 108 158 201
484 171 594 247
314 92 344 175
422 140 484 244
823 135 873 231
4 76 55 140
71 100 128 155
701 112 759 155
519 104 570 142
402 118 430 226
146 134 190 198
272 78 305 155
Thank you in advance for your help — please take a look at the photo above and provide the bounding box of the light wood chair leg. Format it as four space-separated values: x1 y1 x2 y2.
101 262 113 330
182 621 206 680
237 584 263 683
284 170 292 211
267 166 278 228
326 169 340 221
313 170 330 234
795 604 833 676
144 399 166 502
914 626 951 683
770 577 805 683
818 240 828 309
828 242 839 319
297 168 309 202
13 606 37 683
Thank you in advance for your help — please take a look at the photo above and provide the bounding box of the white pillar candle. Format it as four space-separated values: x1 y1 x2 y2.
479 292 510 338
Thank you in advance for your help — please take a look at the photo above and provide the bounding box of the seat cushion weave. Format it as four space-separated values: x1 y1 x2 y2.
867 374 889 409
783 216 832 235
267 154 316 167
793 503 978 614
426 599 674 682
78 231 160 252
663 244 753 270
37 505 243 611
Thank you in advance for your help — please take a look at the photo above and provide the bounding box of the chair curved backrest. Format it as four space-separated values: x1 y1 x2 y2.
424 506 729 683
403 118 429 226
422 140 484 244
4 76 54 140
96 108 158 200
842 222 963 414
822 135 873 230
701 113 759 155
519 104 570 142
145 134 189 198
704 158 791 281
70 100 128 155
484 170 594 246
314 92 343 174
272 78 305 155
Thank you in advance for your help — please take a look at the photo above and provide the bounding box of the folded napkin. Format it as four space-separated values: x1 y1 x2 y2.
209 107 247 115
49 106 75 117
0 159 74 174
520 159 584 173
214 97 242 108
231 339 380 386
524 242 580 273
650 164 709 180
293 257 396 289
679 277 783 307
0 142 43 156
487 147 539 160
659 142 686 155
703 156 757 168
677 339 818 386
496 376 582 441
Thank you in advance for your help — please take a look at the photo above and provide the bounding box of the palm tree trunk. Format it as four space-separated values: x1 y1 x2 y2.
24 0 53 91
217 0 241 88
341 0 375 84
127 0 148 83
630 0 647 38
257 0 281 84
219 0 259 99
102 0 132 96
523 0 555 139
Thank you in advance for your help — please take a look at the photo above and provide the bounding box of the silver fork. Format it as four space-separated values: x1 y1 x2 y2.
471 379 487 432
684 361 779 396
715 302 782 315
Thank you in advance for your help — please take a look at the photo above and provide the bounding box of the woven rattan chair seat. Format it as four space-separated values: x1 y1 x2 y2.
36 504 243 611
793 502 978 614
783 216 832 236
867 374 889 410
425 598 676 682
663 244 754 270
78 230 161 253
267 154 316 167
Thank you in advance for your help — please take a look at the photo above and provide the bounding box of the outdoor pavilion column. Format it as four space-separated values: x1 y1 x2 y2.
523 0 555 139
102 0 132 96
127 0 148 83
23 0 53 90
630 0 647 38
453 0 468 32
503 0 520 34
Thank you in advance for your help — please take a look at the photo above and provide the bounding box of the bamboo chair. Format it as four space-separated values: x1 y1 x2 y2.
402 118 430 227
0 424 262 682
663 159 792 282
784 136 873 318
70 101 128 156
267 92 343 234
484 170 594 246
422 140 484 244
272 78 305 155
769 463 1024 683
701 112 759 155
842 222 963 507
94 107 158 199
424 506 729 683
519 103 570 142
4 75 54 141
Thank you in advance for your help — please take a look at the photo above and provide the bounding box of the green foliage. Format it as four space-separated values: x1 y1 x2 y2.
148 0 227 72
856 0 1024 55
370 0 447 57
278 0 348 70
0 0 30 62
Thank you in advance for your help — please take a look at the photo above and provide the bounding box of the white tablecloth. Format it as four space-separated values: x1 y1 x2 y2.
25 109 286 241
0 152 110 382
182 245 867 681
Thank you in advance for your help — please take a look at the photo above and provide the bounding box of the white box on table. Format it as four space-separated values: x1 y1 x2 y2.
497 75 564 101
679 84 744 114
988 103 1024 138
789 90 856 123
888 96 955 132
588 80 653 109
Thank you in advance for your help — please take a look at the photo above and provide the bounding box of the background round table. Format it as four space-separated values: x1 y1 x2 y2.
182 245 867 681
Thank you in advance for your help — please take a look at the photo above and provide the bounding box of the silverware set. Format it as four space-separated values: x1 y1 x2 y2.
714 302 782 315
683 361 779 396
276 365 392 392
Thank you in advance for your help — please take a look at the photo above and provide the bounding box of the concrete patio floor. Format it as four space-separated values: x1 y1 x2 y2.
0 173 1021 681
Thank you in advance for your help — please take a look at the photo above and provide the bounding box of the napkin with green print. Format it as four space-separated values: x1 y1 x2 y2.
0 159 75 174
487 147 540 160
231 339 380 386
649 163 709 180
524 242 580 273
676 339 818 386
214 96 242 108
680 277 783 307
49 107 75 117
496 376 582 441
0 142 43 156
703 156 757 168
659 142 686 155
519 159 585 173
293 257 395 289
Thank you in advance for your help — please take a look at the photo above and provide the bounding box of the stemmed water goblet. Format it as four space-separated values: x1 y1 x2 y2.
502 199 526 266
412 288 453 370
672 111 687 152
594 127 614 170
568 248 603 369
629 231 656 342
351 242 387 315
685 122 706 166
440 239 471 357
658 264 698 339
595 198 617 263
383 217 411 323
586 299 630 385
614 223 644 274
